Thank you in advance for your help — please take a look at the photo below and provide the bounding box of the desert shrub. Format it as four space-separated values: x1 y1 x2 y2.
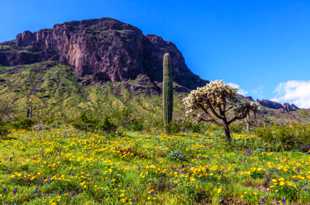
73 112 117 133
125 119 144 131
72 112 99 131
0 98 15 121
0 122 9 136
167 150 187 162
113 107 143 131
168 120 206 133
0 98 16 134
230 123 244 133
255 124 310 151
101 117 117 133
176 181 212 204
11 118 34 129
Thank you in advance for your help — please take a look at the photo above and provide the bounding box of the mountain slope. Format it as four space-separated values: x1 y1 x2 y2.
0 61 86 121
0 18 309 125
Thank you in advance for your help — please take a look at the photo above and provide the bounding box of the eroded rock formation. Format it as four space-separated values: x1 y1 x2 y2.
0 18 207 91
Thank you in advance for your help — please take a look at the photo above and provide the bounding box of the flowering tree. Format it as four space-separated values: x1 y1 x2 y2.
183 80 258 142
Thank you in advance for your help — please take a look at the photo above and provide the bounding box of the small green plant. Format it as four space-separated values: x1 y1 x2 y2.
0 123 9 136
12 119 34 130
73 112 99 131
73 113 118 134
167 150 187 162
270 178 298 201
249 167 265 179
100 117 117 133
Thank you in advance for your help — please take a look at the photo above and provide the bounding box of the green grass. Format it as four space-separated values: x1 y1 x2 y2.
0 66 10 72
0 127 309 204
1 61 310 204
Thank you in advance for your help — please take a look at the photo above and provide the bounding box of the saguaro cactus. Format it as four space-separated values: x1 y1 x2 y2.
162 52 173 132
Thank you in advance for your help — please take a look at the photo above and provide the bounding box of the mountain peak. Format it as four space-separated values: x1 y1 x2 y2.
0 17 207 92
257 99 299 112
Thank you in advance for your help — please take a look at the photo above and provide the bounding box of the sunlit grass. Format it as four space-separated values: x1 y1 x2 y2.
0 128 309 204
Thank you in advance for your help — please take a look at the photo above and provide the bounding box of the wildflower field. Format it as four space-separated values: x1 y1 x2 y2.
0 127 309 205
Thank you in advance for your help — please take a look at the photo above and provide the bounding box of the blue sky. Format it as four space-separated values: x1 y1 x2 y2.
1 0 310 106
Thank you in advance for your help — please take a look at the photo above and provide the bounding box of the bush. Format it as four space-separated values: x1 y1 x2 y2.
1 118 34 136
100 117 117 133
168 120 207 133
73 112 99 131
167 150 187 162
12 119 34 130
230 123 244 133
255 124 310 151
0 123 9 136
125 119 144 131
73 112 118 133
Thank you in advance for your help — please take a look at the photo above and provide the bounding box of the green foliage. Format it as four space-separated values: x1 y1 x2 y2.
11 119 34 130
167 150 187 162
0 123 9 136
230 123 244 133
73 112 100 132
168 120 206 133
72 112 118 134
1 61 310 137
255 124 310 151
162 53 174 133
0 126 310 204
101 117 117 133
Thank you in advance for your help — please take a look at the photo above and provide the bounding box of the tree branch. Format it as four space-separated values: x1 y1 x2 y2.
205 99 225 120
198 114 222 125
225 105 234 112
198 103 222 122
228 107 250 124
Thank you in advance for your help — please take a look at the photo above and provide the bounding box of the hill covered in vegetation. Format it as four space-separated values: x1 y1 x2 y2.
0 60 310 131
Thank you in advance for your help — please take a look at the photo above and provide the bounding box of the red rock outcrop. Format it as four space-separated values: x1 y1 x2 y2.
0 18 207 91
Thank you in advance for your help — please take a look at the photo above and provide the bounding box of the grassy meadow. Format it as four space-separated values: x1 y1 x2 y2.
0 62 310 204
0 126 309 204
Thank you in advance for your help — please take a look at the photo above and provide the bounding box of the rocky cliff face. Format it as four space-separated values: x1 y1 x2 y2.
0 18 207 91
257 99 299 112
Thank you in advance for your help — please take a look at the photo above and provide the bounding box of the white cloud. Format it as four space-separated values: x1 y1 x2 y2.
227 82 248 95
251 86 264 99
273 80 310 108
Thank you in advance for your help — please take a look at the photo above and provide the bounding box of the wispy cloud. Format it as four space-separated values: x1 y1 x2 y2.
251 86 264 99
273 80 310 108
227 82 248 96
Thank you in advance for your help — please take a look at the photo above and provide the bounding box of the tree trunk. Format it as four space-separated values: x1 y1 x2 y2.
245 116 250 132
246 122 250 132
224 123 232 143
27 106 32 119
